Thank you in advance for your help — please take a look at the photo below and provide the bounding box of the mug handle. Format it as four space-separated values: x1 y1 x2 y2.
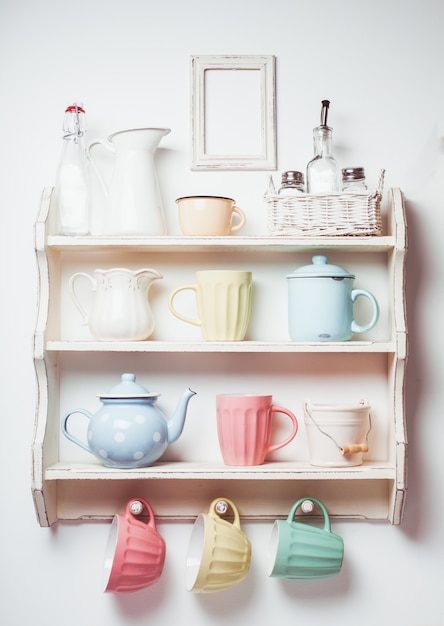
69 272 95 325
209 497 241 530
288 497 331 533
266 406 299 455
168 285 201 327
62 408 94 453
125 498 158 531
351 289 379 334
229 206 246 233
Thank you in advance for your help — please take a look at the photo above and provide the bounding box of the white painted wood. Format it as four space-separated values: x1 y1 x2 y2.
45 340 397 353
46 234 396 251
190 55 276 170
32 187 408 526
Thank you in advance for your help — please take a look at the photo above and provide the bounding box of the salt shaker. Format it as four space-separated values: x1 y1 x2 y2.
342 167 368 191
278 171 305 194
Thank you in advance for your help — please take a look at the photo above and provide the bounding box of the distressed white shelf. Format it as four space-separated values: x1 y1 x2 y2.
43 340 399 353
32 187 407 526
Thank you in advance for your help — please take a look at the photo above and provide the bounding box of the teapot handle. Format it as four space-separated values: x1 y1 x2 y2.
69 272 95 325
62 408 94 453
86 139 115 197
351 289 379 334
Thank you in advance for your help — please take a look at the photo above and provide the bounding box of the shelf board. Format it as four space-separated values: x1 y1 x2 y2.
46 460 396 481
45 234 396 253
45 340 397 353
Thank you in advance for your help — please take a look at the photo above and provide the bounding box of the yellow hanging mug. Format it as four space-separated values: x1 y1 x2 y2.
185 497 251 593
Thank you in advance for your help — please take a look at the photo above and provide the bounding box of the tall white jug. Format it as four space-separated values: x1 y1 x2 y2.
87 128 170 235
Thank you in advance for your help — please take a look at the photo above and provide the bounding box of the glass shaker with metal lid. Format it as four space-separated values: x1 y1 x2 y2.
278 170 305 194
341 167 368 191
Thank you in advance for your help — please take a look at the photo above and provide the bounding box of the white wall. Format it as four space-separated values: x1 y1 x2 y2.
1 0 443 624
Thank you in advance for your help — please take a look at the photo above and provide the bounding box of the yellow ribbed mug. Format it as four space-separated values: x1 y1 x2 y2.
185 497 251 593
169 270 252 341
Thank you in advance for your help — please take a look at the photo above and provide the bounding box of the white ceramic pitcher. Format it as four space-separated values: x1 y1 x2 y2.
69 268 163 341
87 128 170 235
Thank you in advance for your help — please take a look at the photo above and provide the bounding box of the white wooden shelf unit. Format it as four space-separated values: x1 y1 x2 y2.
32 187 407 527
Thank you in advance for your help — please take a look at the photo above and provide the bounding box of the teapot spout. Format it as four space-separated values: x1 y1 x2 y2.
167 388 197 444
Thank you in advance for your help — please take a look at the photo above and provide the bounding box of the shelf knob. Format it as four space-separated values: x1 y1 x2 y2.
301 500 314 513
215 500 229 515
129 500 144 515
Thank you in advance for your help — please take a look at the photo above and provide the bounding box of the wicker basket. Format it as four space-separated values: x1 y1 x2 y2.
265 169 384 237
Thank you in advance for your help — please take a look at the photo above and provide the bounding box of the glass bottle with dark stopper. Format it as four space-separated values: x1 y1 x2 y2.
306 100 339 193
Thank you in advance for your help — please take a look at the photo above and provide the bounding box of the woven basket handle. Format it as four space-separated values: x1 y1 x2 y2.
376 169 385 196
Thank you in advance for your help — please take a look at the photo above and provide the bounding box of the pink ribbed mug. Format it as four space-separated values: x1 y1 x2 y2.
103 498 166 594
216 394 299 466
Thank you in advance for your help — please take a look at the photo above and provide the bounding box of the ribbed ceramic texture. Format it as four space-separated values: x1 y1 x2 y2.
197 276 252 341
267 498 344 579
216 395 298 466
217 406 271 465
272 523 343 578
186 499 251 593
104 510 166 593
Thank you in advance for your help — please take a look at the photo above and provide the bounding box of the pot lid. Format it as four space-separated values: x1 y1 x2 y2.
287 255 355 278
99 373 160 399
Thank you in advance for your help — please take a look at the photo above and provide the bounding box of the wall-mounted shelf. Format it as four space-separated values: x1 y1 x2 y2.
32 187 407 527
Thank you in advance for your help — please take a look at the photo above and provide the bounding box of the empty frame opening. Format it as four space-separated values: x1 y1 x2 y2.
204 68 262 156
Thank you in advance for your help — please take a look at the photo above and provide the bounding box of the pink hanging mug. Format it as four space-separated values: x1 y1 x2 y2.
216 394 299 466
103 498 166 594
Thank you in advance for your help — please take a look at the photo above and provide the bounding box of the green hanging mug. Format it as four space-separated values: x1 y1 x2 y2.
267 497 344 579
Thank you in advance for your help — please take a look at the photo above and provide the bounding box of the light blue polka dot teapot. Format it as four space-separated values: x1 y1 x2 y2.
62 373 196 468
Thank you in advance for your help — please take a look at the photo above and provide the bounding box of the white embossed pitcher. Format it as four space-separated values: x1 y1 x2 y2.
69 268 163 341
87 128 170 235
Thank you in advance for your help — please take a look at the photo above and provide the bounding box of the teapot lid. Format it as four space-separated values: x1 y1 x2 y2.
287 255 354 279
99 373 160 399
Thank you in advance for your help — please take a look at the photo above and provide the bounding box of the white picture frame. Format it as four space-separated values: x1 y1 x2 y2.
191 55 276 170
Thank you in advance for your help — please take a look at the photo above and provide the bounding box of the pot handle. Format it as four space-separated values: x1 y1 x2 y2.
351 289 379 334
62 408 94 453
168 285 201 327
341 443 369 455
69 272 95 325
86 139 115 197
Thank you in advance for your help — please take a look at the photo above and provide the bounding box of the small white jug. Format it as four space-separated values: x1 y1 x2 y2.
69 268 162 341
